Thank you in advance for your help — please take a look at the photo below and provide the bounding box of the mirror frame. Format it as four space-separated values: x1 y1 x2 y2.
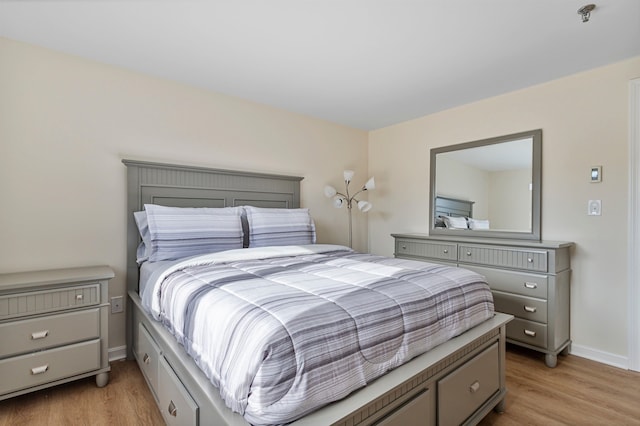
429 129 542 241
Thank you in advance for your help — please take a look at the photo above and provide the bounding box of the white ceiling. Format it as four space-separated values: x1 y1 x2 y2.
1 0 639 130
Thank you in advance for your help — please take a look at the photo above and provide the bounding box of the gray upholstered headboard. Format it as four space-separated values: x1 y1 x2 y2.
123 159 303 294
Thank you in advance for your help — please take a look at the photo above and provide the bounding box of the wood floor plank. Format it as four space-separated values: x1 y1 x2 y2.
1 344 639 425
0 360 164 426
480 344 640 425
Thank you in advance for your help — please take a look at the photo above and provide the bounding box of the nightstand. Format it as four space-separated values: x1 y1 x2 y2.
0 265 114 400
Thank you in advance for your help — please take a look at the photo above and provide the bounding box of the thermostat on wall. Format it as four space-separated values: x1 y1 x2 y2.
590 166 602 183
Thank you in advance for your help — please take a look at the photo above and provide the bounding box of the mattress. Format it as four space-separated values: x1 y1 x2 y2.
141 244 494 425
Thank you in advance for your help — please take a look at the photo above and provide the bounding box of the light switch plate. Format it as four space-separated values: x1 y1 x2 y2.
588 200 602 216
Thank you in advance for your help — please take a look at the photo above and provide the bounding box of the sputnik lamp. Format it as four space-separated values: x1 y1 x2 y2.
324 170 375 248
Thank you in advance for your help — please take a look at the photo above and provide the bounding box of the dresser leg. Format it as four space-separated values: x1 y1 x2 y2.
545 353 558 368
96 372 109 388
494 398 506 413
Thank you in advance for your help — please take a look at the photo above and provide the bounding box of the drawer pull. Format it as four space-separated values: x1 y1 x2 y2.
76 294 84 301
524 282 538 290
143 353 150 364
401 245 407 250
31 365 49 375
168 400 178 417
527 257 534 263
524 329 537 337
469 380 480 393
524 306 537 313
31 330 49 340
443 249 448 254
466 251 472 256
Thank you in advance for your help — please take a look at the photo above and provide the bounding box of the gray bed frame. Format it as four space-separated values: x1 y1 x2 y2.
123 159 511 426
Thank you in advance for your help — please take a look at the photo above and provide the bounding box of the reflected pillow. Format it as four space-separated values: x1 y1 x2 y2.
139 204 244 262
468 218 490 230
442 216 468 230
244 206 316 248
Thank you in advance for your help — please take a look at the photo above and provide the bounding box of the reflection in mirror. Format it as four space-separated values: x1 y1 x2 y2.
429 130 541 241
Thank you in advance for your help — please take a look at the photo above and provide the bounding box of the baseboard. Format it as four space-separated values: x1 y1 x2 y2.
570 343 629 370
108 345 127 362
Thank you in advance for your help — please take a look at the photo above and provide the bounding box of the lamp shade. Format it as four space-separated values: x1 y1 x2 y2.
364 177 375 190
343 170 355 183
324 185 337 198
357 200 372 212
333 196 345 208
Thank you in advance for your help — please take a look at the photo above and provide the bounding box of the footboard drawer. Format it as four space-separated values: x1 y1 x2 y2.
136 323 161 399
158 356 198 426
0 339 100 395
376 388 434 426
437 342 499 426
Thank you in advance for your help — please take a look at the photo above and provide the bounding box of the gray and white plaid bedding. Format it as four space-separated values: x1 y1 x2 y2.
143 244 494 425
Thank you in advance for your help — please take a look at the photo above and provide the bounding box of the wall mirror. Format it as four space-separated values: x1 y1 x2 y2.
429 129 542 241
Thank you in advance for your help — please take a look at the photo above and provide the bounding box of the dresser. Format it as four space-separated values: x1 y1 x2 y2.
392 233 573 368
0 265 114 400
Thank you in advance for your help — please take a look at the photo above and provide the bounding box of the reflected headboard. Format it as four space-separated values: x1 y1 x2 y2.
123 159 303 294
434 196 474 218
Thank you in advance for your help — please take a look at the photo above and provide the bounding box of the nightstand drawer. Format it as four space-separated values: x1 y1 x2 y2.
136 322 162 399
438 342 499 426
0 339 100 395
0 308 100 358
459 245 548 272
0 283 101 320
492 291 547 323
463 265 548 299
507 318 547 348
395 238 457 262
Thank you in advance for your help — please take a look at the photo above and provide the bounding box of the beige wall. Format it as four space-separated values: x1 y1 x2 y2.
489 168 532 231
3 35 640 366
0 38 369 352
369 56 640 363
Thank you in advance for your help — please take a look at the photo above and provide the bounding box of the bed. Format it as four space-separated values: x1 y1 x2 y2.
123 159 512 426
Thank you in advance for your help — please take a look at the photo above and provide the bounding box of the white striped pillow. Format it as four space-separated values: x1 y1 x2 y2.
142 204 244 262
244 206 316 248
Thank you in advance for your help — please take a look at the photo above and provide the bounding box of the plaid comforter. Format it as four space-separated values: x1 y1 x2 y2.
143 245 494 425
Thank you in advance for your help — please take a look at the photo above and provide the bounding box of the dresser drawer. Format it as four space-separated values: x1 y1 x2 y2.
395 238 457 262
158 356 198 426
507 318 547 348
459 245 548 272
136 322 162 399
0 284 101 320
438 342 499 426
463 265 548 299
0 339 100 395
492 291 547 323
0 308 100 358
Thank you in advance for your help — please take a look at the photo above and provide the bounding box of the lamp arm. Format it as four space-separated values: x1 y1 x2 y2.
350 188 367 199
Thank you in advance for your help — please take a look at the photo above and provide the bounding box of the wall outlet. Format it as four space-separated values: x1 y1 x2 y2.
588 200 602 216
111 296 124 314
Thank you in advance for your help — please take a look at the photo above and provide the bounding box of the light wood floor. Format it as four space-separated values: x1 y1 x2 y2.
1 344 639 425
